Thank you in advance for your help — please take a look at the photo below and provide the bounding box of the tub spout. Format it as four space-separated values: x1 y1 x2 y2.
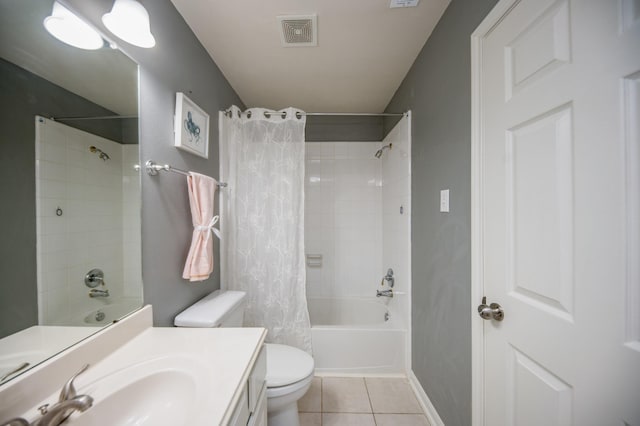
376 289 393 298
88 288 109 298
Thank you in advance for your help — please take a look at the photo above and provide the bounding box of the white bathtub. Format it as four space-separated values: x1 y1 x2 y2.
308 298 406 374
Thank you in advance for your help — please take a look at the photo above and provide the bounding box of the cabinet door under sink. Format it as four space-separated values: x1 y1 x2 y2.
230 345 267 426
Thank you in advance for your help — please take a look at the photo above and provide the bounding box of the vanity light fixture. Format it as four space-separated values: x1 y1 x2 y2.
43 1 104 50
102 0 156 48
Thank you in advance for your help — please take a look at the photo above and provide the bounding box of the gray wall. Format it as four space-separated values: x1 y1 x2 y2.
66 0 245 326
384 0 498 425
306 116 384 142
0 58 130 339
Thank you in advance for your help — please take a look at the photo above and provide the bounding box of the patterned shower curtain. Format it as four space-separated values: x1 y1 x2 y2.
220 105 312 353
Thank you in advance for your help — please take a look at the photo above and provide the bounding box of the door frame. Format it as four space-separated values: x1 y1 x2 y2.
470 1 521 425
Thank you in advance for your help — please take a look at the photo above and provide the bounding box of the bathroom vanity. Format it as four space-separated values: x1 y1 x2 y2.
0 306 267 425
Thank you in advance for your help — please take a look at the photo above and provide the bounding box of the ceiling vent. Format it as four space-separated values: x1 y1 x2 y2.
277 14 317 47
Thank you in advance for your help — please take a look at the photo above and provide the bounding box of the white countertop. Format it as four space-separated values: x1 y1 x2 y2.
0 306 267 426
0 326 100 385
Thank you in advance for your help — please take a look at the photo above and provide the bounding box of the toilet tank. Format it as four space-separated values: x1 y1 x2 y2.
174 290 246 328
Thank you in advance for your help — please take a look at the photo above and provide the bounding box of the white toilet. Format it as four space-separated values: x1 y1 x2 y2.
174 290 314 426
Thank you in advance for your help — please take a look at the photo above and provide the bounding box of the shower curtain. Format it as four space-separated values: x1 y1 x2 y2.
220 105 312 353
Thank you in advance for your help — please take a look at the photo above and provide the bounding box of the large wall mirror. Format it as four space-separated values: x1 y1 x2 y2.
0 0 142 384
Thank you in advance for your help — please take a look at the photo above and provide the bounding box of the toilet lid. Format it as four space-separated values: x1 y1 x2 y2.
265 343 314 388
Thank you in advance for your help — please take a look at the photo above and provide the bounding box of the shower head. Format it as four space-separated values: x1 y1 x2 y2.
90 146 110 161
374 143 392 159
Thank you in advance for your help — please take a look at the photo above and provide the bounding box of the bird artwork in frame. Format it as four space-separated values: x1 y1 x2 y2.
174 92 210 158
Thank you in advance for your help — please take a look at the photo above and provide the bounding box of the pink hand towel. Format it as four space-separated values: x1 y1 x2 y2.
182 172 218 282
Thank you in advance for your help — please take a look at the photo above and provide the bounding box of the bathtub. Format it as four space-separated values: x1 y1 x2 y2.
308 298 406 374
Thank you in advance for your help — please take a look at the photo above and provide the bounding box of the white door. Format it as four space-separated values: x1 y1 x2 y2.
472 0 640 425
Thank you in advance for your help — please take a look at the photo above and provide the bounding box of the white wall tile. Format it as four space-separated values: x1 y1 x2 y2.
306 142 322 159
320 142 335 158
333 142 350 159
35 118 136 324
305 141 384 298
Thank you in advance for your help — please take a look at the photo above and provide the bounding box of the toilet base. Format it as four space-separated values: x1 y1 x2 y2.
267 403 300 426
266 372 313 426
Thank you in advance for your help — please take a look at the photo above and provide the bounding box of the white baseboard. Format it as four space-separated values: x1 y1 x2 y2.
408 370 445 426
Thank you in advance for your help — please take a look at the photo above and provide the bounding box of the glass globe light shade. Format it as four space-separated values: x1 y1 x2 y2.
43 1 104 50
102 0 156 48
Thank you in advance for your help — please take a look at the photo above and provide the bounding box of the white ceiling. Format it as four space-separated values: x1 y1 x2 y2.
170 0 451 113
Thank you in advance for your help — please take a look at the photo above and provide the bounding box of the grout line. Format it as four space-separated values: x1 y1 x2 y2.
320 377 324 412
320 376 430 422
320 376 323 424
363 377 377 425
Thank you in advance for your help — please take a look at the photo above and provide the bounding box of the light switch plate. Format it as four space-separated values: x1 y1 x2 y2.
440 189 450 212
390 0 420 8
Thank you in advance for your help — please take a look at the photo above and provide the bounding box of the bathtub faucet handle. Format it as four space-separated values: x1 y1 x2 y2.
380 268 394 288
88 288 109 298
84 269 105 288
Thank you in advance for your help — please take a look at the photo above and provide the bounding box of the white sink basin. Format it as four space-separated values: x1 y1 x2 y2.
0 308 266 426
66 356 207 426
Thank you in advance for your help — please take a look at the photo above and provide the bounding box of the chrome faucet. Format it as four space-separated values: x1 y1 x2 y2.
0 365 93 426
376 289 394 298
380 268 394 288
89 288 109 298
32 395 93 426
376 268 394 298
0 419 29 426
33 364 93 426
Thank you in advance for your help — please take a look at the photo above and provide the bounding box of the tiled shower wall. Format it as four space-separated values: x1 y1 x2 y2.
381 117 411 332
304 118 410 335
305 142 383 299
35 117 140 324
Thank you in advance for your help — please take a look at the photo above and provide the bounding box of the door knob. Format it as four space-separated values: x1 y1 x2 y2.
477 296 504 321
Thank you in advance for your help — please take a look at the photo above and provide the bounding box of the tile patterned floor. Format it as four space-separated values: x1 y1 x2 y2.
298 377 430 426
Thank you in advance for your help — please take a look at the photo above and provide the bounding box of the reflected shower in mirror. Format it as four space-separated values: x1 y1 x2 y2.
0 0 141 384
35 116 142 326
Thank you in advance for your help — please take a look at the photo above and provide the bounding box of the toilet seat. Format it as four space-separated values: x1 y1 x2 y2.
265 343 314 388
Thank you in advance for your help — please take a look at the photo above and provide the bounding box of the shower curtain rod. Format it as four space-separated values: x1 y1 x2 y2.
303 112 405 117
50 115 138 121
223 109 406 118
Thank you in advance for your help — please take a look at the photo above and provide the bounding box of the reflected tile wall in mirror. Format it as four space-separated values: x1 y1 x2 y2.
35 117 142 325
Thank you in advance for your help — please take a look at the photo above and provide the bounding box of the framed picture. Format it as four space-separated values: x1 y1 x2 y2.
174 92 210 158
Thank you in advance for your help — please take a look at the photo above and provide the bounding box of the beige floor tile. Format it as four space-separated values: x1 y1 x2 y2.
322 413 376 426
365 378 423 413
299 412 322 426
375 414 431 426
322 377 372 413
299 377 322 412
